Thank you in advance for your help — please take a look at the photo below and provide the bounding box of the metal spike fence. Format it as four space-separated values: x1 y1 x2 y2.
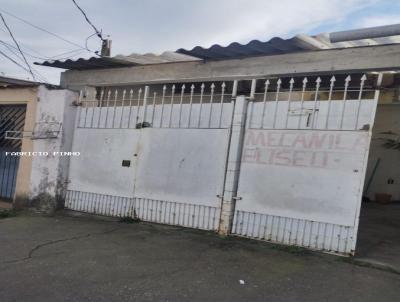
77 81 236 129
247 74 375 130
77 76 376 131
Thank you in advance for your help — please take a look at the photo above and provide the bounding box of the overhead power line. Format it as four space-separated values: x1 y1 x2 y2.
0 9 97 54
0 13 36 80
0 39 48 61
0 47 49 83
71 0 104 41
0 38 86 61
0 48 46 82
0 27 51 59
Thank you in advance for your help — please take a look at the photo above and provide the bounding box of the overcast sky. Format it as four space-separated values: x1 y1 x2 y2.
0 0 399 84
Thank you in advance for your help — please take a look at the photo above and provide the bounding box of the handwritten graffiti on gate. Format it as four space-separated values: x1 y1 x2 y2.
242 129 369 169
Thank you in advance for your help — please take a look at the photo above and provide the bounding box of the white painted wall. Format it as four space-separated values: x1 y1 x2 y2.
365 104 400 200
29 86 77 199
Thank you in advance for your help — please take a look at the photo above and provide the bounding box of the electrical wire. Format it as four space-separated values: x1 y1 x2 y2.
49 48 86 60
0 9 97 54
0 42 50 83
0 48 46 82
0 39 48 61
0 13 36 80
0 38 87 62
0 26 51 59
71 0 104 41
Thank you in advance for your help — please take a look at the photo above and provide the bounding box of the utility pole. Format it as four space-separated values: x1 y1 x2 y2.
101 39 111 57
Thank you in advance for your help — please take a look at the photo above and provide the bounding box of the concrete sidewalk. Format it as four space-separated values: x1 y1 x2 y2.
0 213 399 302
356 202 400 273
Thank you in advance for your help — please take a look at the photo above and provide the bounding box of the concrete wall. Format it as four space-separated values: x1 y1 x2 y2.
29 86 77 205
365 104 400 200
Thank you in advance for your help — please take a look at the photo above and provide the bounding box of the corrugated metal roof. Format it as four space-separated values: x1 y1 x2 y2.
176 34 400 60
35 51 200 70
36 56 138 70
35 28 400 70
176 36 324 60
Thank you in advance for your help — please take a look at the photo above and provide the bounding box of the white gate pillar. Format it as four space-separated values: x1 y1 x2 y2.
219 94 248 235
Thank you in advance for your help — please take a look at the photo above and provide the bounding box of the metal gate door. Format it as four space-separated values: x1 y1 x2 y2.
232 75 379 255
65 82 235 231
0 104 26 200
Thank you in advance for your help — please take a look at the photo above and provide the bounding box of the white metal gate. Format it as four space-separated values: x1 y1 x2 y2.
65 82 235 231
64 74 380 255
231 75 379 255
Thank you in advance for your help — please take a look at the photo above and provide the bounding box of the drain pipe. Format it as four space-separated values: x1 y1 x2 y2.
329 24 400 43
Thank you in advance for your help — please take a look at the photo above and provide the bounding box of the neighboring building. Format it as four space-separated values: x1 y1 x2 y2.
30 24 400 255
0 76 77 210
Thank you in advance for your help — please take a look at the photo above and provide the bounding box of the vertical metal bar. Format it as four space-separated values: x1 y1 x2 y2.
120 89 126 128
83 89 89 128
97 88 104 128
90 97 95 128
160 85 167 127
297 77 308 129
248 79 256 129
136 88 143 126
284 78 294 128
354 74 367 130
151 91 157 126
325 76 336 129
272 78 282 129
141 86 149 125
198 83 205 128
187 84 195 128
168 85 175 128
249 79 256 99
178 84 185 128
260 79 270 129
339 75 351 129
127 89 134 128
112 90 118 128
218 82 226 128
208 83 215 128
77 90 83 128
232 80 238 98
311 77 321 129
104 90 111 128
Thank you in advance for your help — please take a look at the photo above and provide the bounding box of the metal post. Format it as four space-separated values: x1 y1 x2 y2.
141 86 149 125
218 94 248 235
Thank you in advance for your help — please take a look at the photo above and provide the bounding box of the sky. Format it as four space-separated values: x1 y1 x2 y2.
0 0 400 84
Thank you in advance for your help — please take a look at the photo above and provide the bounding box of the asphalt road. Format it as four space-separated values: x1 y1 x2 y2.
0 213 399 302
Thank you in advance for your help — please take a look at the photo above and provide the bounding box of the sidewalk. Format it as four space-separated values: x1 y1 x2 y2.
0 212 399 302
355 202 400 273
